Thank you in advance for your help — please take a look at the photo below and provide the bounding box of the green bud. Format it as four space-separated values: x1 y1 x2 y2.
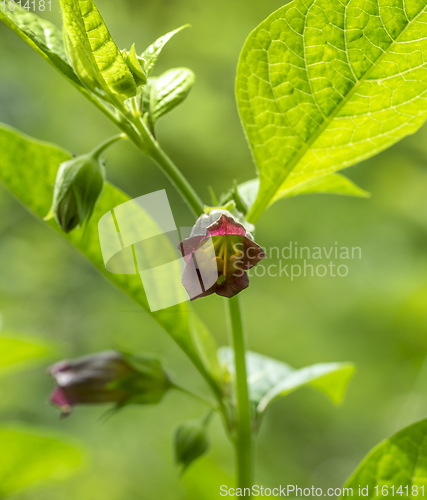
47 135 125 233
121 44 147 87
47 152 105 233
174 419 210 474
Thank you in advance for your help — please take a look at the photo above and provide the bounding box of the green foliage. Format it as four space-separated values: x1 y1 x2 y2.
236 0 427 222
0 423 85 497
121 44 147 87
232 174 369 214
0 9 82 88
0 124 221 398
140 26 189 77
274 174 370 200
143 68 195 130
0 335 53 374
344 419 427 498
60 0 136 100
219 347 355 416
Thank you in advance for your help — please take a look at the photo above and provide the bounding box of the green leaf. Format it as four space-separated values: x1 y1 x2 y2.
0 423 85 496
0 9 82 87
343 419 427 498
140 25 189 77
0 124 221 397
0 334 53 375
143 68 195 126
59 0 136 99
237 173 369 213
236 0 427 222
121 44 147 87
276 173 370 200
218 347 355 415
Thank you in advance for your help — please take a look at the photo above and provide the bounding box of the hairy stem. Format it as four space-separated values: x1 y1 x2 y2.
227 295 253 492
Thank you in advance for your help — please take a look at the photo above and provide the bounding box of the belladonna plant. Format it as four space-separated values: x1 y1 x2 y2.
3 0 427 495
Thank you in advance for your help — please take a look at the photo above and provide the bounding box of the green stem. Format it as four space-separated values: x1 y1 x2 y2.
148 141 205 216
91 134 127 160
130 117 204 216
173 384 219 410
109 102 204 217
227 295 253 493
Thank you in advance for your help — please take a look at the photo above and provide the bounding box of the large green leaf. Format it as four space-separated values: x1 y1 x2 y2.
0 9 125 126
0 9 82 87
59 0 136 99
0 335 53 374
0 124 221 396
0 423 85 496
236 0 427 222
344 419 427 498
219 347 354 415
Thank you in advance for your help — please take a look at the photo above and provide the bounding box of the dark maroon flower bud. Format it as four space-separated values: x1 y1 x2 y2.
179 209 265 300
49 351 172 416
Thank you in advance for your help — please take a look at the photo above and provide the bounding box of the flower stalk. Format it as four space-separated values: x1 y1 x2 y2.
227 295 253 492
89 134 127 160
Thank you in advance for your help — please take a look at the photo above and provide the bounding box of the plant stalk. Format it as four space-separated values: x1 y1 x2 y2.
90 134 127 160
116 107 204 217
173 384 219 410
148 141 205 217
227 295 253 493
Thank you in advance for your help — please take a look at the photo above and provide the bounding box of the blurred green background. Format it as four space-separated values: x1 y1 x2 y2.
1 0 427 498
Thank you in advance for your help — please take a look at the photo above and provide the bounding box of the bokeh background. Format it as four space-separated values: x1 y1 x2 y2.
1 0 427 498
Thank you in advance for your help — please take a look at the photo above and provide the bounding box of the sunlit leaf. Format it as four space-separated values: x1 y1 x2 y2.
236 174 369 213
140 26 189 76
344 419 427 498
143 68 195 126
236 0 427 222
121 44 147 86
0 10 82 87
219 348 354 415
0 423 85 496
276 174 370 200
59 0 136 99
0 335 53 375
0 124 221 397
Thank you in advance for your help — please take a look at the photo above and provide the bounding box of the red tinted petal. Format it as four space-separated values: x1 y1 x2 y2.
179 236 206 263
216 271 249 298
207 214 246 237
50 387 75 408
241 237 266 270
